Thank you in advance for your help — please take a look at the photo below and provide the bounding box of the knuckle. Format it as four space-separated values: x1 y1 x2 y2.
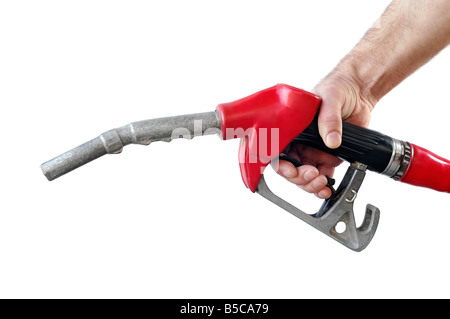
311 176 327 191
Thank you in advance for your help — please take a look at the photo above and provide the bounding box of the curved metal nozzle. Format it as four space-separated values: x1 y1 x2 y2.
41 112 220 181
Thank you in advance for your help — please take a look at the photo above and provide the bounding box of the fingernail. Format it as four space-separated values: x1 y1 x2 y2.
318 189 331 199
282 168 296 178
304 169 318 182
326 131 341 149
313 177 326 189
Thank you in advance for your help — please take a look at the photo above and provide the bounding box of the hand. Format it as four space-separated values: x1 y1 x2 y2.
273 71 376 199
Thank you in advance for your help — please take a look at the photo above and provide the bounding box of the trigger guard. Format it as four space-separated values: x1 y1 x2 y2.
255 162 380 252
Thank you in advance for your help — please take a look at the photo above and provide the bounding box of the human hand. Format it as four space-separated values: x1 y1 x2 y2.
273 71 376 199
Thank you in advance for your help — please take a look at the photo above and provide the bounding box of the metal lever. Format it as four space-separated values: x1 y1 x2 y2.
256 163 380 252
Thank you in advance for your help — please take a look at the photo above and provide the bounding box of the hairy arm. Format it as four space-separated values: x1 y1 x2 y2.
346 0 450 105
278 0 450 199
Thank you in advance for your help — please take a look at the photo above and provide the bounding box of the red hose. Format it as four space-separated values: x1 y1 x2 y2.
400 144 450 193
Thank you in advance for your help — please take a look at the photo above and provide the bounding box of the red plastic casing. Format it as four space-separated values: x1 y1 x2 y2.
216 84 321 192
400 144 450 193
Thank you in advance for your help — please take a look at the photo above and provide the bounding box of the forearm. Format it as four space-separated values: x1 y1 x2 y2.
338 0 450 104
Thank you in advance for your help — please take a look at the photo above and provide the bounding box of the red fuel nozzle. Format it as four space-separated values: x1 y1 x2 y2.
216 84 321 192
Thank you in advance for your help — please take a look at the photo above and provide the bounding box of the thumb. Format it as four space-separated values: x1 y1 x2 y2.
316 90 343 149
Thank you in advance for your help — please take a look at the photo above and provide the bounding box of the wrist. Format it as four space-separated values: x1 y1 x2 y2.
320 60 378 112
334 54 382 107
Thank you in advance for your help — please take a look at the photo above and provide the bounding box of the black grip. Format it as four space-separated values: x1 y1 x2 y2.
293 119 394 174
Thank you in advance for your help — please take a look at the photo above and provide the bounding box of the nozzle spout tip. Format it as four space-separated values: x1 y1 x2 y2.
41 163 54 181
40 137 108 181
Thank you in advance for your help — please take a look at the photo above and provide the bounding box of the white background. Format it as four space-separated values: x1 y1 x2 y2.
1 0 449 299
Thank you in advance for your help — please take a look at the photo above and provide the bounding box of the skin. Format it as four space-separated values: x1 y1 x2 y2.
275 0 450 199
